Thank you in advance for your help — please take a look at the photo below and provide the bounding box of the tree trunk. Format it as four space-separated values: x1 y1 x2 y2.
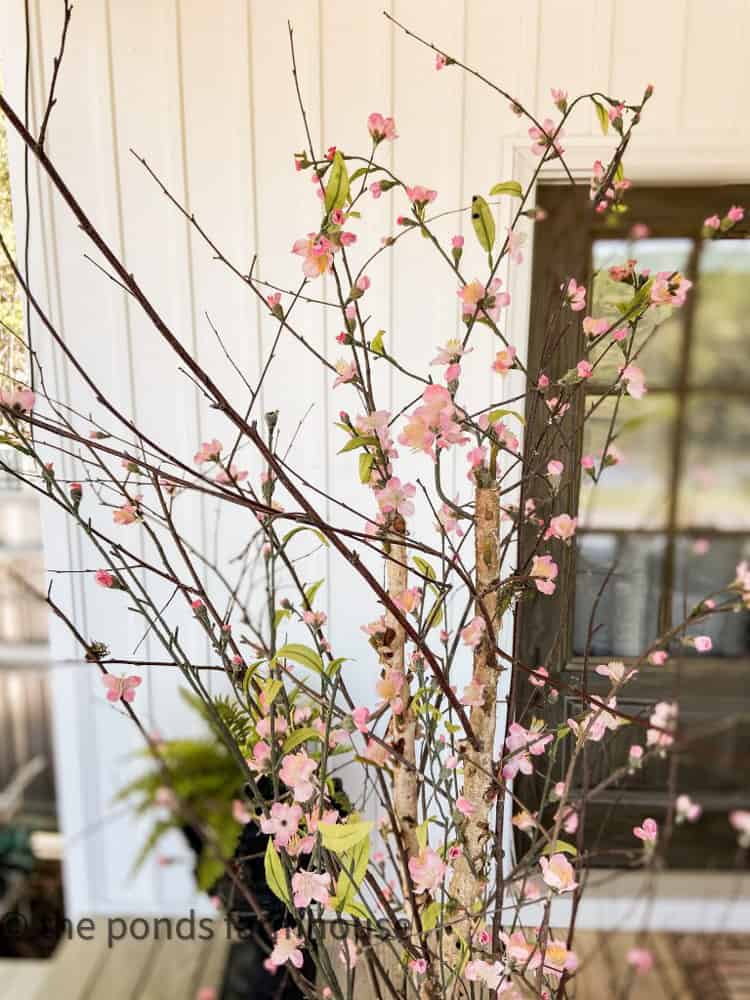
448 486 501 941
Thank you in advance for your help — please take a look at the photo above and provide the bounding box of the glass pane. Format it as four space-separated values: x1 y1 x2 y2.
589 238 692 389
579 394 677 529
672 534 750 656
573 532 666 657
691 239 750 389
677 395 750 529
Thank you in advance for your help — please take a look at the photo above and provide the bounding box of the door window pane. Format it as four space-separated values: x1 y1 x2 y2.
677 395 750 529
590 238 692 390
574 532 666 657
579 394 677 529
690 239 750 389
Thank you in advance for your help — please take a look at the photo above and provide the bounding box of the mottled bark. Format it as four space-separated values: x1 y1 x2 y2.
449 486 501 940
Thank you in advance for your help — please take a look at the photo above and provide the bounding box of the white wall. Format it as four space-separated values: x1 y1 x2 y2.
1 0 749 921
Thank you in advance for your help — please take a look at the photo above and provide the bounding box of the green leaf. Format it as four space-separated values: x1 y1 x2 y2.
471 194 496 253
338 434 378 454
282 726 323 753
274 608 291 629
371 330 385 355
542 839 578 857
412 556 437 581
592 99 609 135
424 600 444 630
261 678 283 706
487 407 525 426
264 839 291 906
416 819 430 850
326 656 348 677
359 452 374 484
325 151 350 213
489 180 523 198
305 579 324 606
319 819 373 854
421 901 441 932
275 643 324 675
332 896 372 922
282 526 329 549
335 834 370 910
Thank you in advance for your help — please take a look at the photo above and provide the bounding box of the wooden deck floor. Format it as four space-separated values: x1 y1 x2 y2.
1 925 747 999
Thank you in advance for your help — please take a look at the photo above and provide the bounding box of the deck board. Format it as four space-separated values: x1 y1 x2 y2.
0 959 47 1000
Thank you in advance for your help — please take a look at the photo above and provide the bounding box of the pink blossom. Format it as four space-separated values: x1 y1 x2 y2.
456 796 476 817
291 870 331 909
367 112 397 142
461 615 486 648
405 185 437 206
550 88 568 111
435 501 465 538
619 363 647 399
580 454 595 471
629 745 644 768
565 278 586 311
460 679 486 707
260 800 302 848
451 234 464 249
529 118 565 157
459 278 510 322
547 459 564 477
568 697 622 743
279 750 317 802
595 661 635 684
430 337 471 367
302 610 327 629
576 360 593 379
375 477 416 518
581 315 608 339
544 940 579 982
0 386 35 412
627 948 654 974
194 439 222 464
333 359 357 388
633 817 658 844
363 739 388 766
113 502 139 526
399 384 468 457
676 794 702 824
503 721 553 779
376 668 405 713
265 928 304 973
703 214 721 231
730 810 750 847
356 275 371 292
246 740 271 773
727 205 745 223
530 554 558 595
512 810 537 834
435 53 447 70
500 929 541 969
545 514 577 542
266 292 281 310
215 464 248 485
649 650 668 666
408 846 446 894
492 346 517 375
291 233 333 279
507 227 527 265
647 701 678 750
692 635 712 653
465 960 505 990
409 958 428 976
101 673 142 704
370 181 382 199
538 373 550 390
529 666 549 688
650 271 692 307
351 706 370 733
540 853 578 893
95 569 115 589
394 587 421 614
630 223 651 239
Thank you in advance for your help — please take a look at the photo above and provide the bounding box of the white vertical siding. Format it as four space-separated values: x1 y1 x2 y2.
1 0 749 917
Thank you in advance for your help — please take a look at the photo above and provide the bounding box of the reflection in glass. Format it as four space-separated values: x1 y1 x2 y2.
579 395 676 530
573 532 665 657
691 240 750 388
672 534 750 656
677 396 750 529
